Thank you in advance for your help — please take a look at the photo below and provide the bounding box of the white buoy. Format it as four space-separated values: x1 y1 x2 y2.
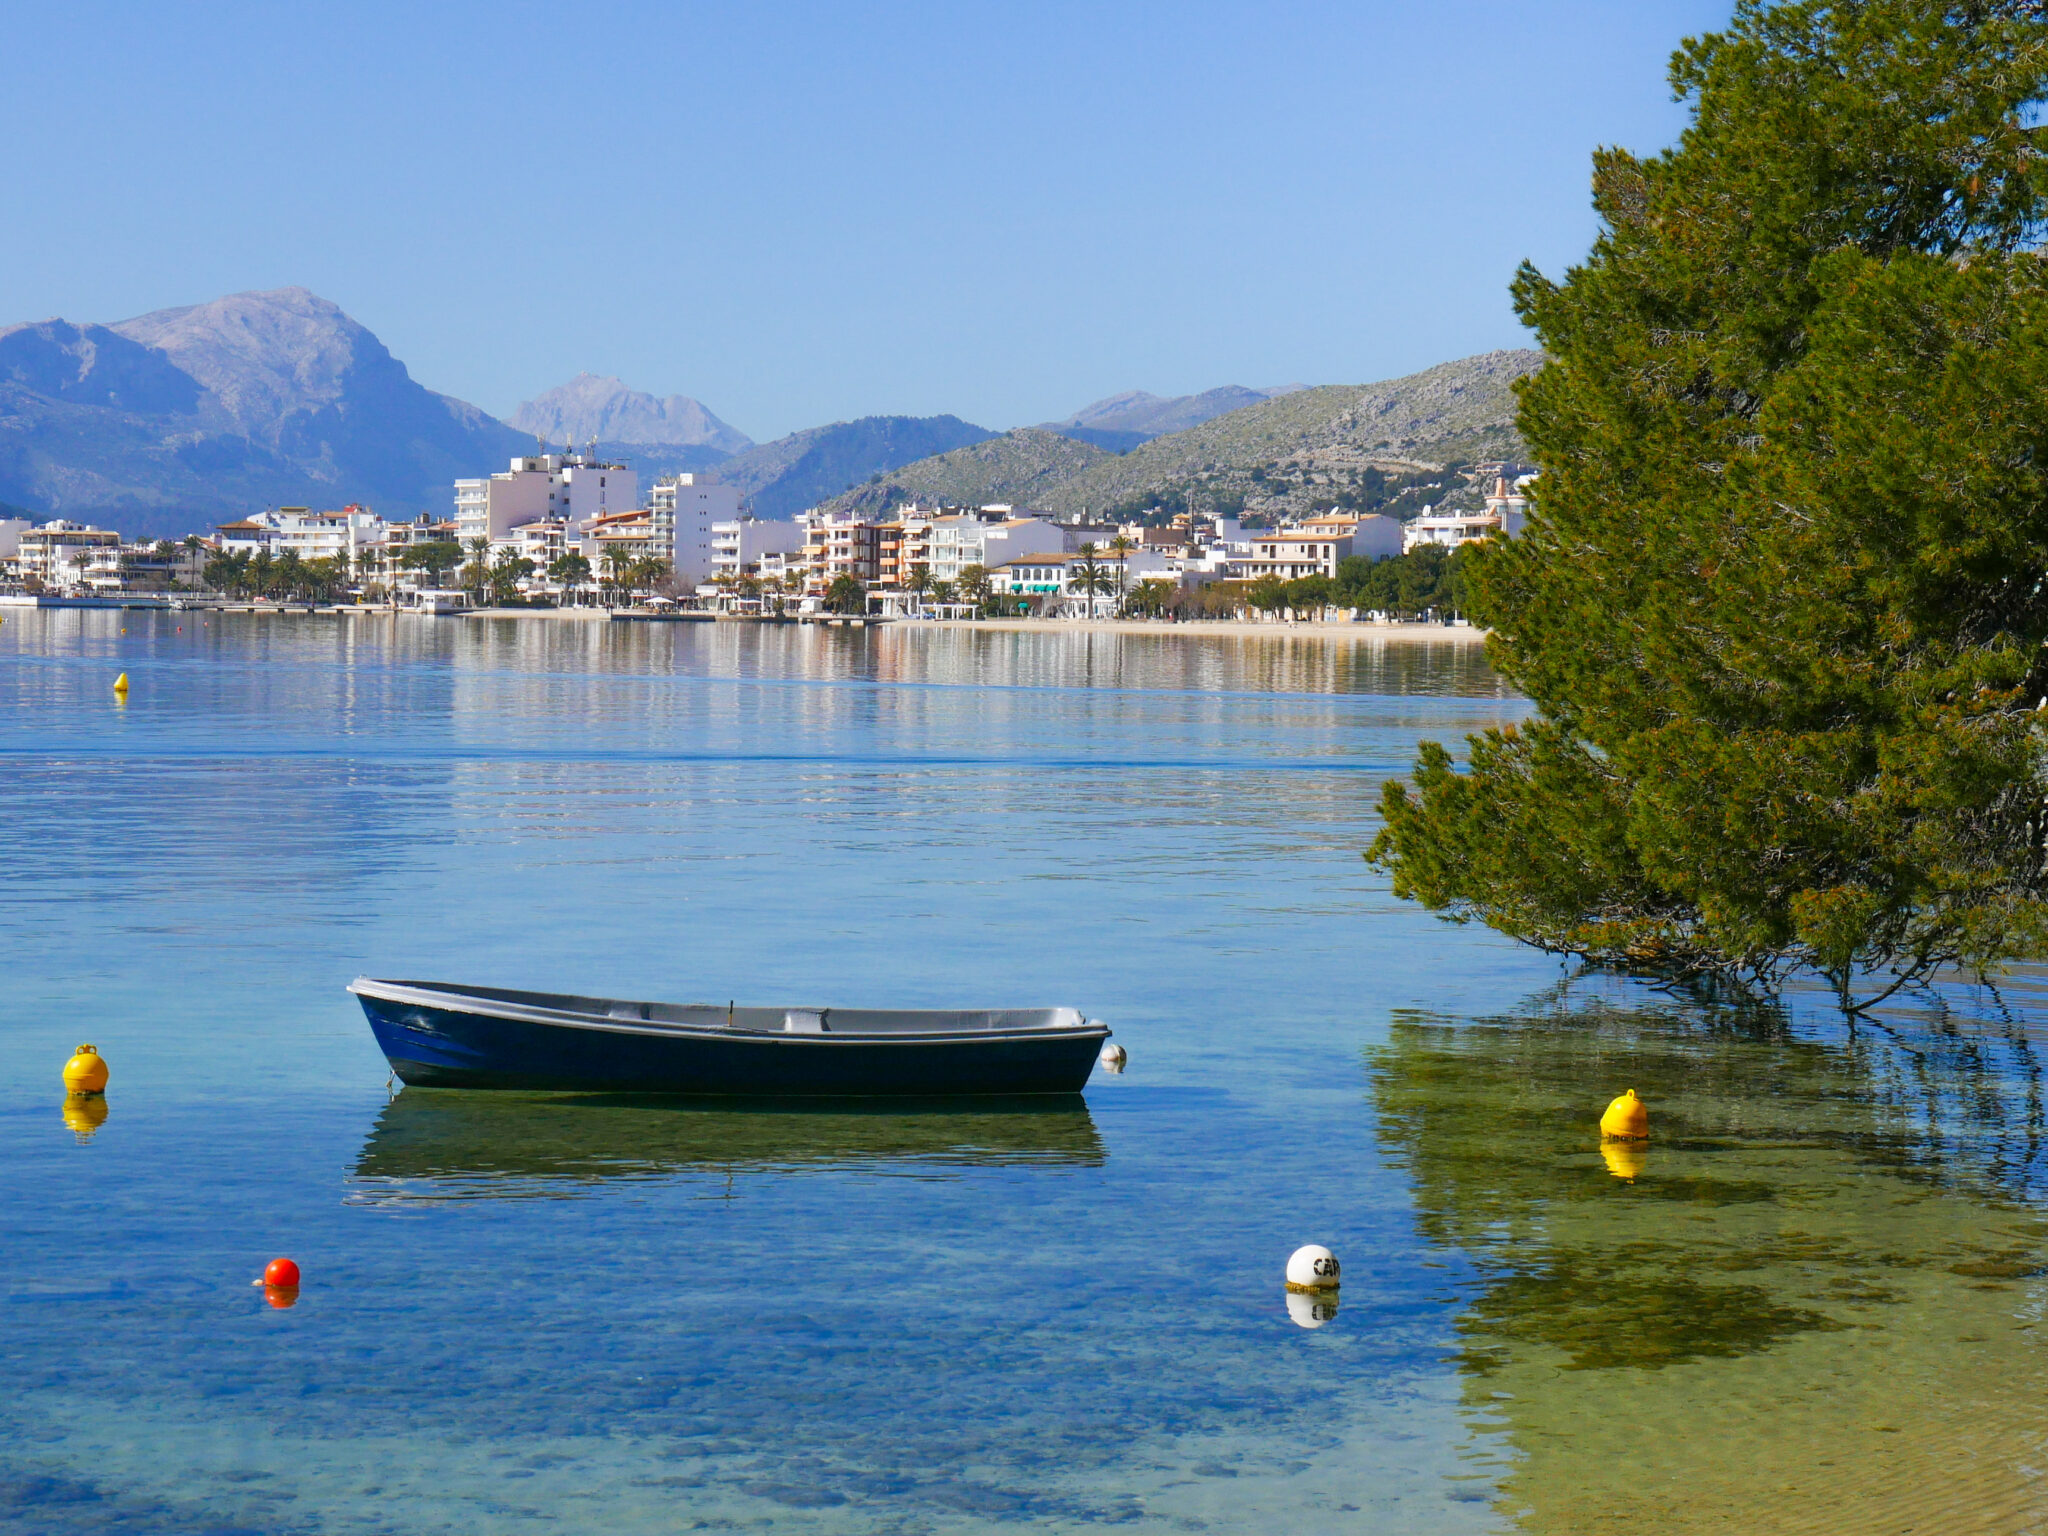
1098 1042 1126 1074
1286 1290 1339 1329
1285 1244 1340 1293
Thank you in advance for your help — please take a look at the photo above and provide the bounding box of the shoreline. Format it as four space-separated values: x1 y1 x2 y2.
457 609 1490 640
900 617 1489 641
7 600 1489 642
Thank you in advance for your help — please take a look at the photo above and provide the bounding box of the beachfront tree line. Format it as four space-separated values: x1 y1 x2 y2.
463 538 670 607
817 545 1474 621
1246 546 1469 620
1370 0 2048 1010
193 534 1468 617
198 539 668 607
203 548 355 602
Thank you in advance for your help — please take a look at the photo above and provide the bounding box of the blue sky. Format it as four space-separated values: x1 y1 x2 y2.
3 1 1728 440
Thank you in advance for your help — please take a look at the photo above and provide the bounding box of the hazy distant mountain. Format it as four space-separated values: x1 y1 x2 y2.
1040 383 1307 448
821 351 1541 525
0 287 528 540
511 374 752 455
712 415 994 521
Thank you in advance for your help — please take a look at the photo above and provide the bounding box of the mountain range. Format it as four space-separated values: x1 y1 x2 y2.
0 289 530 541
0 286 1537 541
821 350 1541 524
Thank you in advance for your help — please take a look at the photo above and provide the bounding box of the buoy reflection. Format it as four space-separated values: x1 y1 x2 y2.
263 1285 300 1310
61 1093 108 1143
1286 1290 1339 1330
1601 1142 1647 1182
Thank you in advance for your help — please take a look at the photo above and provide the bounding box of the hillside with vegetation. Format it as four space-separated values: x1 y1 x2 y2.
817 350 1541 524
1055 349 1540 521
1041 383 1301 445
821 429 1113 519
715 414 994 521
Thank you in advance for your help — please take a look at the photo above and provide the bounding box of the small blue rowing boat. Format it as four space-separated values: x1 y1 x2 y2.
348 978 1111 1096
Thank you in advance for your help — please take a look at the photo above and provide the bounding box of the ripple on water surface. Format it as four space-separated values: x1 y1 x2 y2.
1 612 2045 1534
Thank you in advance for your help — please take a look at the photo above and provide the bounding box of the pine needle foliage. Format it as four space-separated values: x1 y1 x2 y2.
1368 0 2048 1009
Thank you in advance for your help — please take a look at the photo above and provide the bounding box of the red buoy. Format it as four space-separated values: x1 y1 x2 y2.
263 1257 300 1288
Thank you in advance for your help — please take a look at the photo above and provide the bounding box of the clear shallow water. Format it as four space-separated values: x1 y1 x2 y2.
3 611 2046 1534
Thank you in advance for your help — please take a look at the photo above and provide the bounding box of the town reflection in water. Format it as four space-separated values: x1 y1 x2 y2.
351 1089 1104 1202
1369 985 2048 1534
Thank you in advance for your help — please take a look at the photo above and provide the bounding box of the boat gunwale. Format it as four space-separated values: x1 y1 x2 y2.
348 977 1110 1047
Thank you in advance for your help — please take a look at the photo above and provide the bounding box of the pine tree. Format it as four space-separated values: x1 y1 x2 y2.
1369 1 2048 1008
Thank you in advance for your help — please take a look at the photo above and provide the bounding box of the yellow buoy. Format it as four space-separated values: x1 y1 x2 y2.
1600 1088 1649 1141
62 1092 109 1142
113 672 130 697
63 1044 109 1095
1601 1141 1646 1181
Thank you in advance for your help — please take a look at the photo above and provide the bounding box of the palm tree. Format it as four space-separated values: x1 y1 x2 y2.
464 537 492 598
631 556 671 598
957 563 992 617
547 551 592 605
825 573 866 615
600 547 632 605
906 566 933 615
279 550 313 602
489 549 536 605
1072 543 1106 617
203 549 248 595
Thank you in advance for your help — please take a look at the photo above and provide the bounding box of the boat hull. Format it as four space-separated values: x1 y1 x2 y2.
352 986 1107 1096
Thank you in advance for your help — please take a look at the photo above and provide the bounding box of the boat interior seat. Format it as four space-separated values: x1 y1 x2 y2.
369 984 1093 1038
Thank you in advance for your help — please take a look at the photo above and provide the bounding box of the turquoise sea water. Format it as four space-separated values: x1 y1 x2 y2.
4 611 2047 1535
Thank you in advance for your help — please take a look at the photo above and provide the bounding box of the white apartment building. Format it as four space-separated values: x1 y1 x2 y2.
215 506 390 563
711 517 804 582
1487 474 1533 534
0 517 31 566
1244 514 1401 581
1402 475 1533 554
649 474 741 583
992 549 1171 607
505 519 569 571
456 453 637 552
16 521 122 588
927 514 1068 583
364 515 459 592
588 510 663 568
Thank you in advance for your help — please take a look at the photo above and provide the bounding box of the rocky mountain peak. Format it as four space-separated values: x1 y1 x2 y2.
511 373 752 454
107 286 402 437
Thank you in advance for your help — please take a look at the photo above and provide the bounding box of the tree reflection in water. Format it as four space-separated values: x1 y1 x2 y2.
1369 980 2048 1534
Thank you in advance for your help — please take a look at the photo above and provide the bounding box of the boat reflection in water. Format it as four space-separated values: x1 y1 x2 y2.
350 1088 1104 1202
